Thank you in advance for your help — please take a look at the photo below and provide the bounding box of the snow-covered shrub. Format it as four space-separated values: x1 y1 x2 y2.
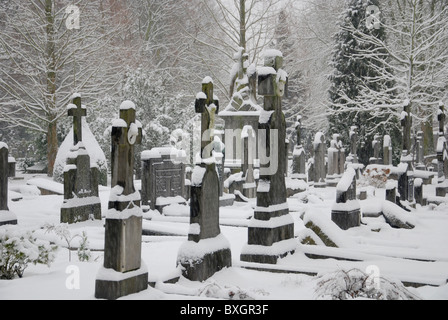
0 227 57 280
315 268 420 300
359 167 390 188
44 224 91 262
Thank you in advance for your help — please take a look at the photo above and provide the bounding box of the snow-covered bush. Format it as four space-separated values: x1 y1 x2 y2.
315 268 420 300
0 227 58 280
44 224 91 262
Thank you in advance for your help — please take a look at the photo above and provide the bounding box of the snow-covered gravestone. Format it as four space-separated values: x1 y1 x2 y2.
242 125 257 199
383 135 393 166
436 103 448 197
140 146 187 212
60 94 101 224
370 134 382 165
95 101 148 300
240 50 295 265
0 143 18 226
291 116 306 181
313 132 327 188
331 167 361 230
347 126 359 164
177 78 232 282
53 94 108 186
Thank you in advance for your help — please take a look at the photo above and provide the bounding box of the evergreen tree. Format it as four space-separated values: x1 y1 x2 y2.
328 0 401 165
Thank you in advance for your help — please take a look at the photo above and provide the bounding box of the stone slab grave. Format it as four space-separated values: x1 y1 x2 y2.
177 77 232 282
95 101 148 300
240 49 296 265
141 146 187 213
331 167 361 230
0 142 18 226
60 94 102 224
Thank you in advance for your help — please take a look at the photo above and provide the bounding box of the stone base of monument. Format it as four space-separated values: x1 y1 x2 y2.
240 238 297 264
61 201 101 224
331 209 361 231
95 265 148 300
436 181 448 197
0 212 18 227
219 193 235 207
177 234 232 282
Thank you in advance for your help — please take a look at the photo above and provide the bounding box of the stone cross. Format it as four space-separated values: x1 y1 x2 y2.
95 100 147 300
177 78 231 282
110 101 143 202
195 77 219 161
68 94 86 145
401 101 412 153
240 50 295 265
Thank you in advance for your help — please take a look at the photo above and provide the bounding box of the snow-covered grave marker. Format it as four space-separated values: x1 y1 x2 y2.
60 94 101 224
291 115 306 182
398 101 415 205
177 77 232 282
141 146 187 212
95 101 148 300
240 49 296 265
436 102 448 197
331 167 361 230
312 132 327 188
0 142 18 226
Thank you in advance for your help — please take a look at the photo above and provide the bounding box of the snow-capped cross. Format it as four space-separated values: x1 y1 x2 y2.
68 93 86 145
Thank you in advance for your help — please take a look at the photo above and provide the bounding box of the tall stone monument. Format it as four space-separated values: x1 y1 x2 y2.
398 101 414 203
177 77 232 282
61 94 102 224
291 116 306 181
313 132 327 188
383 135 393 166
95 101 148 300
240 50 296 264
0 142 18 226
436 102 448 196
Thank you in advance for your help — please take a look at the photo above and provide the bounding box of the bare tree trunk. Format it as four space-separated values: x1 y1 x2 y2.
239 0 246 50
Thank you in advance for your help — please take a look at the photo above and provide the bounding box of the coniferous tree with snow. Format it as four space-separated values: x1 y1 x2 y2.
328 0 401 165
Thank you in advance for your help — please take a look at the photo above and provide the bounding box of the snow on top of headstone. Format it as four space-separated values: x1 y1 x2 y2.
141 149 161 160
277 69 288 81
259 110 274 124
72 93 81 99
403 99 410 106
400 111 408 120
439 101 444 107
247 63 257 77
112 118 128 128
258 66 276 76
262 49 283 58
313 132 325 146
191 166 207 186
202 76 213 84
67 103 77 110
120 100 136 110
213 94 219 102
386 179 398 190
383 135 391 147
0 142 8 150
437 136 447 153
336 167 356 193
196 92 207 100
177 233 231 262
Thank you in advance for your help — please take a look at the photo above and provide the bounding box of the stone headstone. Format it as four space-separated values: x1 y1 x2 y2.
383 135 393 166
7 156 15 178
95 101 148 300
240 50 296 264
313 132 327 188
414 178 426 206
61 94 101 224
401 100 412 155
291 116 306 181
370 135 382 165
415 131 425 170
331 167 361 230
177 78 231 282
141 146 187 212
347 126 359 164
0 143 18 226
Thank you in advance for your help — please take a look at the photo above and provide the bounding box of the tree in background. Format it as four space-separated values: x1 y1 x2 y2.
328 0 401 164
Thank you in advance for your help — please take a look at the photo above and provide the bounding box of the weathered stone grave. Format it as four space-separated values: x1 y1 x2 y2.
141 146 187 212
331 167 361 230
291 116 306 181
240 50 296 265
0 142 18 226
177 77 232 282
313 132 327 188
60 95 102 224
7 156 15 178
95 101 148 300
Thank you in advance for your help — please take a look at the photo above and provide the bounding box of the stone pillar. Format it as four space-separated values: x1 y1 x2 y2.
383 135 393 166
95 101 148 300
177 78 231 282
242 126 256 199
313 132 327 188
240 50 296 264
414 178 426 206
7 156 16 178
0 143 18 226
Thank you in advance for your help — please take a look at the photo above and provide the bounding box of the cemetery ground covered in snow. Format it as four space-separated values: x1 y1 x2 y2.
1 172 448 301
